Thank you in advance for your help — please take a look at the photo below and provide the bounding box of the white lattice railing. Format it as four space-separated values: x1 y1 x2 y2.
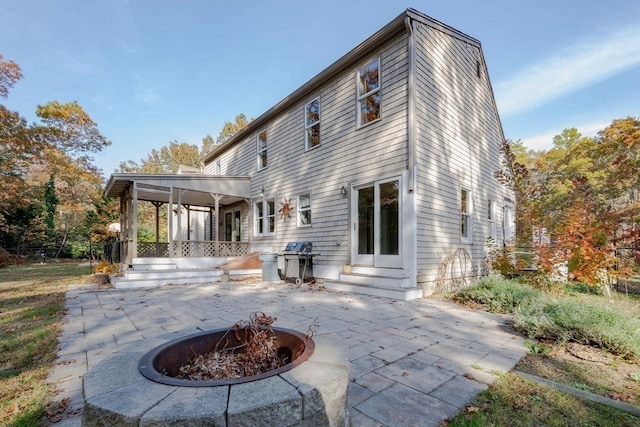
129 240 249 258
138 242 169 257
170 241 249 257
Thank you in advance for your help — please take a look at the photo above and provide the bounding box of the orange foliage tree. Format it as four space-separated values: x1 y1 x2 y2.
0 54 111 255
499 119 639 286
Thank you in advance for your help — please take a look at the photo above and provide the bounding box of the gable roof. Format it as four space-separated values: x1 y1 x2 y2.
202 8 486 164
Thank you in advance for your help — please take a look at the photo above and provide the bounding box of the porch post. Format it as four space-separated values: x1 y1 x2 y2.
120 191 127 265
186 204 191 240
131 181 138 263
152 201 162 256
168 187 174 257
210 193 222 256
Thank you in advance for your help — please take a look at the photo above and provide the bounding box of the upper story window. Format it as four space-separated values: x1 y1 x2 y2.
305 98 320 150
254 198 275 236
257 130 268 170
461 188 473 243
297 193 311 227
357 58 381 127
488 200 496 240
214 159 221 175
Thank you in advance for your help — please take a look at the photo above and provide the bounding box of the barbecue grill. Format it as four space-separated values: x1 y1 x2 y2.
279 241 318 285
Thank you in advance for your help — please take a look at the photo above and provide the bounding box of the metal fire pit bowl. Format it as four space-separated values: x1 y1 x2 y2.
138 327 315 387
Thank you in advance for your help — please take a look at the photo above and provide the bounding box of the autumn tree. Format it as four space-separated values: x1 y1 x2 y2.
201 134 215 158
0 54 110 256
593 117 640 268
214 113 251 146
500 120 639 285
117 140 202 174
0 54 22 98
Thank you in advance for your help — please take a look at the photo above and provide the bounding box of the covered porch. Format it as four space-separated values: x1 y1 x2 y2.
104 173 253 268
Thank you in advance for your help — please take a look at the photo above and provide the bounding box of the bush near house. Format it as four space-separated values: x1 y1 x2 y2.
449 277 640 358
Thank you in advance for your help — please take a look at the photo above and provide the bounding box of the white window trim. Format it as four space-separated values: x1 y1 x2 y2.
461 188 473 244
297 193 312 228
254 197 275 237
503 202 515 243
304 98 320 151
356 57 381 128
256 130 268 171
488 199 496 240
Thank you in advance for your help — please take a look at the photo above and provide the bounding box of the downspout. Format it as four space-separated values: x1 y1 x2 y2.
405 16 416 193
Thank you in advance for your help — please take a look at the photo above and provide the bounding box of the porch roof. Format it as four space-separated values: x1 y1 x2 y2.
104 173 252 207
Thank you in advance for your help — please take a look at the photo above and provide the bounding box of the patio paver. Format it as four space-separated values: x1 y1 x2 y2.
48 280 527 426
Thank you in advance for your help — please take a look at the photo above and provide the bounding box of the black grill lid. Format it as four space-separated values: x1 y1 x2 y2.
285 241 312 252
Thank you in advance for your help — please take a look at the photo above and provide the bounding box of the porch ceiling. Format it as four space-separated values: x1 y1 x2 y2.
104 173 252 207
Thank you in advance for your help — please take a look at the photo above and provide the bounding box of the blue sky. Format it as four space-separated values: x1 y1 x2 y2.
2 1 639 177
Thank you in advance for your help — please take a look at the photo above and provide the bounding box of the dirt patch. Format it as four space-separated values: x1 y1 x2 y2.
517 342 640 406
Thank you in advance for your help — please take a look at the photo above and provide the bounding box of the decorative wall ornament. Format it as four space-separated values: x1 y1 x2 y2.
279 197 292 222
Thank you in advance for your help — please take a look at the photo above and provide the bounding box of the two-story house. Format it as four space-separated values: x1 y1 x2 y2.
105 8 515 300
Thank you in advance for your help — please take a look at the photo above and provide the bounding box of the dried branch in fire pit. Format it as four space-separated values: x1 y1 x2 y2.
176 312 289 381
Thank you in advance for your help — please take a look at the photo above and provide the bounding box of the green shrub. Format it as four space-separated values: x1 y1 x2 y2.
450 277 543 314
564 281 603 296
450 277 640 359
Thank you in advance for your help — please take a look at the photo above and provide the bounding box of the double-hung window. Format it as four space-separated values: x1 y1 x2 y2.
461 188 473 243
214 159 221 175
297 193 311 227
305 98 320 150
257 130 268 170
488 200 496 240
254 198 275 236
356 58 381 127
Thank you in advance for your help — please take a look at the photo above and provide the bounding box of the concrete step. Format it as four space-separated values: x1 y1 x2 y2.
347 265 407 278
112 269 221 289
338 272 406 288
132 263 178 271
323 279 423 301
111 276 217 290
121 268 212 280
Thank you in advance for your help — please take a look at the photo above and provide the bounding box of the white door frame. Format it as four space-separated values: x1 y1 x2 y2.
351 176 402 268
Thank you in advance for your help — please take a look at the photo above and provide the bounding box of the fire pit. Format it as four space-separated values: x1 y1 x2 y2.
82 330 349 426
138 327 315 386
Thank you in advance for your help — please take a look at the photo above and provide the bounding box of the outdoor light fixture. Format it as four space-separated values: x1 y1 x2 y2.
261 186 265 197
340 186 347 196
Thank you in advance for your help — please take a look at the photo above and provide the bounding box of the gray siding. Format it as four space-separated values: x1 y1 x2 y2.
414 22 511 292
207 33 410 265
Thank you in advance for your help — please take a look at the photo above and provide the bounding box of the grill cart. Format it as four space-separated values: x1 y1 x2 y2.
279 241 318 285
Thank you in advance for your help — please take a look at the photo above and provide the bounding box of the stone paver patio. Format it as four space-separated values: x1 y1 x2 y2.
48 280 527 426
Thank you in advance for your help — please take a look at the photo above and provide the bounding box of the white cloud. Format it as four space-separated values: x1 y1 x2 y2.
132 74 160 106
495 23 640 116
520 120 609 151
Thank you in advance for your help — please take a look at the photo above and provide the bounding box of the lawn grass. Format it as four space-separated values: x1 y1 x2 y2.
0 262 92 426
448 372 640 427
446 276 640 426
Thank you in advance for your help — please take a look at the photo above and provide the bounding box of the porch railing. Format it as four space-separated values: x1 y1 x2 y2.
136 240 249 258
138 242 170 257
